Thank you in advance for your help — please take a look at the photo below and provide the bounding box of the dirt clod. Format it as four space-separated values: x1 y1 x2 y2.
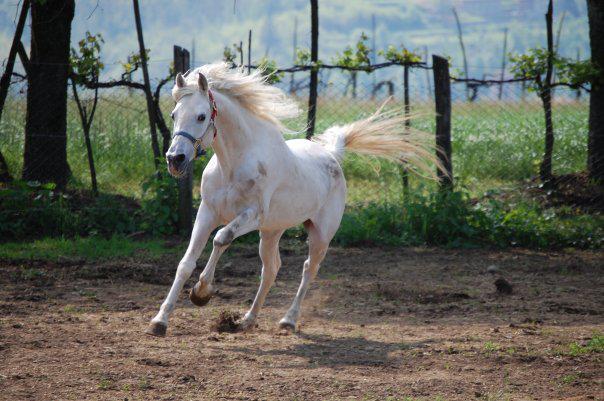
210 310 242 333
494 277 513 294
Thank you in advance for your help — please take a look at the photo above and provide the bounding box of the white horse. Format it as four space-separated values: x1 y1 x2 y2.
146 62 439 337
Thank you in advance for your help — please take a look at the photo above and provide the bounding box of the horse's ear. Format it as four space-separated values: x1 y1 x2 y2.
176 72 186 88
198 72 208 92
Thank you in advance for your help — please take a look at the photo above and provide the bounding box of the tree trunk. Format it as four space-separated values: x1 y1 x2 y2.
0 0 29 182
23 0 75 188
132 0 161 168
588 0 604 182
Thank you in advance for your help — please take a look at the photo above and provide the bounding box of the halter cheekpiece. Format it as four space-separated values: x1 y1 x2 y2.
173 89 218 159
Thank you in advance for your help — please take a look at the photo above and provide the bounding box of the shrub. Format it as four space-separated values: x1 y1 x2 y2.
139 174 179 236
334 190 603 249
0 181 139 241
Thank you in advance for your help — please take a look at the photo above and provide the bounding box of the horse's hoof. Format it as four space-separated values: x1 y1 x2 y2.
189 282 213 307
278 319 296 332
145 321 167 337
237 317 257 332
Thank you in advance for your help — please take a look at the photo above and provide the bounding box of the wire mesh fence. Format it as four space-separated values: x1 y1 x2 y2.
0 61 594 228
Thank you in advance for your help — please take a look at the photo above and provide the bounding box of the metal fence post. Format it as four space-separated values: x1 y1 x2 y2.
174 45 193 235
433 55 453 189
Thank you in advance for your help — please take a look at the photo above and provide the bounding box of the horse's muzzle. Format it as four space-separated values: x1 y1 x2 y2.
166 153 186 176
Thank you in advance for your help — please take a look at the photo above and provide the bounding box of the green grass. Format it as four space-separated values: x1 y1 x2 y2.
0 236 172 261
1 92 599 251
567 334 604 356
0 93 589 200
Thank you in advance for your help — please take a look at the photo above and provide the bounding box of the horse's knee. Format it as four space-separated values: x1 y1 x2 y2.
213 227 235 247
175 260 196 280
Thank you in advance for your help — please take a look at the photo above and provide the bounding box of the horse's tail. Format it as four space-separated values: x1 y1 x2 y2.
312 102 445 180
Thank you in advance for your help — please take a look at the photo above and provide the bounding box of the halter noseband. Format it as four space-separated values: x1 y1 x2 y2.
172 89 218 159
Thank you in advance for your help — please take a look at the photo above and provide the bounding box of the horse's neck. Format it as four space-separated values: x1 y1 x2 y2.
212 93 284 176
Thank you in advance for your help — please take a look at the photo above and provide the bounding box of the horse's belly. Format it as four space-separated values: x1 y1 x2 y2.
260 189 322 230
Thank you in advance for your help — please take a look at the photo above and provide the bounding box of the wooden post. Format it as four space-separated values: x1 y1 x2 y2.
401 63 410 193
371 13 377 99
247 30 252 75
433 55 453 189
424 45 432 100
452 7 470 102
290 16 298 94
498 28 508 100
539 0 554 184
239 40 243 67
174 45 193 236
306 0 319 139
133 0 161 168
576 48 582 100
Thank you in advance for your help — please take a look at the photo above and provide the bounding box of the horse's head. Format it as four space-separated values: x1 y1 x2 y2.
166 71 217 177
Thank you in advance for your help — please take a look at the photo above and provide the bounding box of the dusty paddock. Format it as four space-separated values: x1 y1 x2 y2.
0 244 603 401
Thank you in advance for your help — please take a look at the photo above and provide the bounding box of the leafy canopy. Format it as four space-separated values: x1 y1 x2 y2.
510 48 599 91
70 32 104 83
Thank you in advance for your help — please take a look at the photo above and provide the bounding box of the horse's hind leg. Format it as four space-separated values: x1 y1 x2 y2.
279 220 333 331
238 229 285 331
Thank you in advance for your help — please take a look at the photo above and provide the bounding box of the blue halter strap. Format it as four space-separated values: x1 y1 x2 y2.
173 130 206 158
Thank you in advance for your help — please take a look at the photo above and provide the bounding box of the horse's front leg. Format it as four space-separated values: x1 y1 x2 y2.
145 202 218 337
189 207 260 307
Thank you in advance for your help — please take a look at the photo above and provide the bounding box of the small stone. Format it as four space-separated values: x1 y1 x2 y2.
486 265 500 274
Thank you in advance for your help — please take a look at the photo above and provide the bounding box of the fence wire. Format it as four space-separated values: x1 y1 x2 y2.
0 63 596 223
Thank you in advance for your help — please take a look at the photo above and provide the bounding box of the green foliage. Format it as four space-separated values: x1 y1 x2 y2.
509 48 598 91
333 190 603 249
223 43 242 65
70 32 104 83
333 32 372 71
121 49 150 80
0 181 138 241
140 174 179 236
256 57 284 84
379 45 422 64
566 333 604 356
294 48 312 66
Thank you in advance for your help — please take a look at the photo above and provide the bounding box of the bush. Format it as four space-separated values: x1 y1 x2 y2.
334 190 603 249
0 181 139 241
139 174 180 236
1 180 601 249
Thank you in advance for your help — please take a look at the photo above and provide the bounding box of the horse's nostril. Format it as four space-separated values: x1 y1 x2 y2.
167 154 185 168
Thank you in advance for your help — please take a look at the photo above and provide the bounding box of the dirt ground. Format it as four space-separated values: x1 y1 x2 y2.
0 244 602 401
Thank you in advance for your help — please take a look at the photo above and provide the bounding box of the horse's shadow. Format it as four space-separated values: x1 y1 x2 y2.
216 332 433 368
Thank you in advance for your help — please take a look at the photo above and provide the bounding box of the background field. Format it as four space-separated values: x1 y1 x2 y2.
0 88 589 200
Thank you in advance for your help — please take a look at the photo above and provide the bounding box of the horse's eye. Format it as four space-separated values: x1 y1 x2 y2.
197 113 206 122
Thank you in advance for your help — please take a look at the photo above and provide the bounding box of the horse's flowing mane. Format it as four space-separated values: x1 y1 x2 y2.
172 62 300 131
